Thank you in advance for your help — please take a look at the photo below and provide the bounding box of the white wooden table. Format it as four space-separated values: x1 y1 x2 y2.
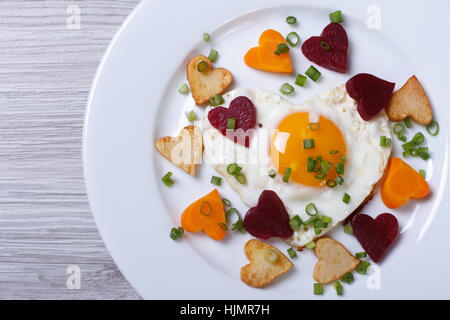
0 0 141 299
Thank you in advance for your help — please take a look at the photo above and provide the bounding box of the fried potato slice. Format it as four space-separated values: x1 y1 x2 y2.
241 239 293 288
386 75 432 125
313 237 360 284
155 125 202 176
187 55 233 106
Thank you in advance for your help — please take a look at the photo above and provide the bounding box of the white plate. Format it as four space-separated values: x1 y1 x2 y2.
84 0 450 299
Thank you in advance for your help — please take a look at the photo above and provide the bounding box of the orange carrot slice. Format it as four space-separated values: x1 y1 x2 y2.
381 157 430 209
244 29 293 73
181 189 227 241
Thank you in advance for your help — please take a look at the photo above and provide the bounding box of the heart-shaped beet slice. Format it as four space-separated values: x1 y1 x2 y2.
346 73 395 121
351 213 398 263
208 96 257 148
301 22 348 73
243 190 293 239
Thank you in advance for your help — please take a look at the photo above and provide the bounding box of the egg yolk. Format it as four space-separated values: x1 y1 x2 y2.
271 112 347 187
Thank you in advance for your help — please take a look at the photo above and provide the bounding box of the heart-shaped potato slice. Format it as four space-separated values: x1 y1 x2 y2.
241 239 293 288
313 237 360 284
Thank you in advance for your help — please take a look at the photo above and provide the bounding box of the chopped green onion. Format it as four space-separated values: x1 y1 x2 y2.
414 147 430 160
341 272 354 284
314 219 328 229
222 199 231 207
186 110 197 122
178 83 190 94
305 203 319 216
203 33 211 42
274 43 290 55
305 65 321 81
403 117 412 128
336 176 344 185
287 247 298 259
330 150 339 154
286 32 300 47
355 252 367 259
235 174 247 185
280 83 294 95
397 134 407 142
326 179 337 188
403 150 413 158
308 122 320 130
380 136 392 147
305 241 315 249
393 123 406 134
419 169 426 179
426 121 439 136
286 16 297 24
210 94 224 106
303 139 315 149
356 260 371 275
210 176 222 186
283 167 292 183
208 49 219 62
336 162 345 174
264 249 279 263
200 201 212 216
320 41 330 51
344 224 353 234
314 283 324 295
342 193 351 204
197 61 208 72
268 169 277 178
170 227 184 240
227 118 236 130
412 132 425 145
329 10 343 23
162 172 174 187
321 215 332 224
340 155 347 163
315 173 327 180
289 215 302 231
218 222 228 231
307 157 315 172
314 226 322 235
227 163 238 175
334 281 343 296
295 74 307 87
303 217 316 226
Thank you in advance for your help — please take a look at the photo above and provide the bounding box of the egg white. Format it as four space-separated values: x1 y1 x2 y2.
202 86 391 246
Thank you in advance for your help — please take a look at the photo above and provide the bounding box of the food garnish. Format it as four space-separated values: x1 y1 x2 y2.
314 283 324 295
346 73 395 121
329 10 343 23
178 83 190 94
241 239 293 288
285 16 297 25
351 213 398 263
180 189 227 241
355 260 371 274
187 55 232 105
210 175 222 186
170 226 184 240
381 157 430 209
186 110 197 122
155 125 203 176
295 74 307 87
161 171 174 187
341 272 354 284
301 23 348 73
208 49 219 62
287 247 298 259
209 93 224 106
334 281 343 296
242 190 293 239
244 29 293 73
386 75 433 125
208 96 257 147
305 65 321 81
313 237 360 284
203 32 211 42
286 32 300 47
280 83 294 95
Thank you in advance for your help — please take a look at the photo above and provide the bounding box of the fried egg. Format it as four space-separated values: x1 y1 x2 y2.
202 86 391 246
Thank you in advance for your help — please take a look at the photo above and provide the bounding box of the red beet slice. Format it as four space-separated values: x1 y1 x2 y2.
243 190 293 239
351 213 398 263
208 96 257 148
301 23 348 73
346 73 395 121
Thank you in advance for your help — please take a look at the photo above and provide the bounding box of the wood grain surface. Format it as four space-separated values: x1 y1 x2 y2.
0 0 141 299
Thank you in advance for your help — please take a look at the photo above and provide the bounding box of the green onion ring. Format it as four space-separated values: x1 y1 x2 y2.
326 179 337 188
286 32 300 47
308 122 320 130
200 201 212 216
426 121 439 136
305 203 318 216
218 222 228 231
197 61 208 72
320 41 330 50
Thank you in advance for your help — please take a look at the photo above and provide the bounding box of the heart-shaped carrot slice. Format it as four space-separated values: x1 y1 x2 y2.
181 189 227 241
244 29 293 73
381 157 430 209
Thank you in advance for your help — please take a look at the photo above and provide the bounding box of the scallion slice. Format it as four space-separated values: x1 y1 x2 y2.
426 121 439 136
336 176 344 185
341 272 354 284
335 162 344 174
329 10 343 23
305 203 318 216
282 167 292 183
326 179 337 188
161 172 174 187
203 33 211 42
308 122 320 130
280 83 294 95
227 163 238 175
305 65 321 81
178 83 190 94
356 260 371 275
222 198 232 207
380 136 392 147
197 61 208 72
235 174 247 185
393 123 406 134
314 283 324 295
218 222 228 231
321 215 332 224
268 169 277 178
287 247 298 259
264 249 279 263
397 134 407 142
330 150 339 154
340 155 347 163
208 49 219 62
303 139 315 149
274 43 289 55
210 176 222 186
419 169 426 179
334 281 343 296
305 241 315 249
320 41 330 51
355 252 367 259
286 32 300 47
227 118 236 130
295 74 307 87
342 193 351 204
210 94 224 106
344 224 353 234
286 16 297 24
200 201 212 216
289 215 302 231
403 117 412 128
170 226 184 240
186 110 197 122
